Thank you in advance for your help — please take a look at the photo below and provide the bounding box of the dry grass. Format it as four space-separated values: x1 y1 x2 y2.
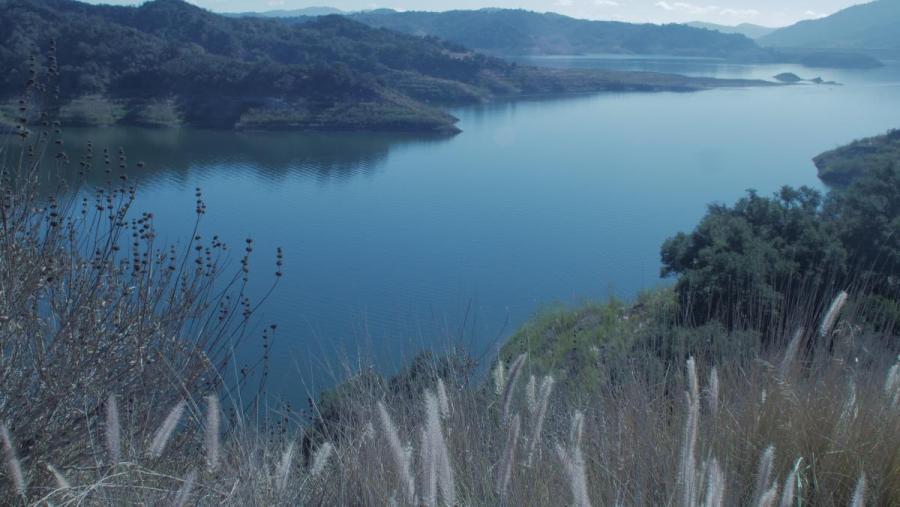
0 304 895 505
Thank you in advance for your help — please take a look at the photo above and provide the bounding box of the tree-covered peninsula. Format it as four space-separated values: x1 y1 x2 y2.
815 129 900 185
0 0 776 133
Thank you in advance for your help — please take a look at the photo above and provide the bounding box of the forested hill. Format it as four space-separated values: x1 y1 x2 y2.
348 9 759 58
0 0 772 133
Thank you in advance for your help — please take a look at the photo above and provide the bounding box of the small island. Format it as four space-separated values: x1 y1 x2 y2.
773 73 840 85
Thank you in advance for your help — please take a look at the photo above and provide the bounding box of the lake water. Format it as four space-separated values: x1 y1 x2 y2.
44 57 900 397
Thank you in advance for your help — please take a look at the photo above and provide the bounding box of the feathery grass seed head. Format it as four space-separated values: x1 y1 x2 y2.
377 401 416 504
106 394 121 465
501 354 527 421
205 394 221 471
850 472 866 507
498 413 521 499
819 291 849 337
1 423 26 497
753 446 776 506
149 400 186 458
310 442 334 477
173 469 196 507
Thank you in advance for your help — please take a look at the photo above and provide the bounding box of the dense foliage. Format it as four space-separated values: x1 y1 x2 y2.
827 164 900 295
0 0 498 131
661 164 900 327
0 0 772 132
815 129 900 184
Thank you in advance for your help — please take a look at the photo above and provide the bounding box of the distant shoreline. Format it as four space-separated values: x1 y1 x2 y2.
1 70 779 135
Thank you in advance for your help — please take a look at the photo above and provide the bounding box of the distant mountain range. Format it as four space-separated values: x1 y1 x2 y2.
347 9 760 58
225 6 343 18
222 7 883 68
686 22 776 40
0 0 772 133
760 0 900 51
342 9 881 68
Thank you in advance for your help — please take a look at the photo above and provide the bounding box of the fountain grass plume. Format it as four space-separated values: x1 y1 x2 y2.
46 464 71 492
205 394 221 472
149 400 186 458
707 367 719 419
420 424 437 507
687 357 700 403
527 375 554 466
703 457 725 507
753 446 776 507
525 375 537 416
850 472 866 507
276 441 295 493
106 394 121 465
377 400 416 504
1 424 25 497
779 458 801 507
556 410 591 507
310 442 334 477
779 328 804 379
437 379 451 419
173 469 196 507
493 360 506 396
423 389 456 506
679 390 700 507
679 358 701 507
886 360 900 408
501 354 527 421
498 413 521 499
569 410 584 453
819 291 848 338
757 484 780 507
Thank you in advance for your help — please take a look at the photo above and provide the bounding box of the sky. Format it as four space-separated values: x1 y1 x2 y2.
88 0 870 27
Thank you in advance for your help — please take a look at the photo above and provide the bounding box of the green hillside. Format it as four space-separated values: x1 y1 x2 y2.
0 0 774 133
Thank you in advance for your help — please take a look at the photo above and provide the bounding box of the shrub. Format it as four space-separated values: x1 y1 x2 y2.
0 87 275 496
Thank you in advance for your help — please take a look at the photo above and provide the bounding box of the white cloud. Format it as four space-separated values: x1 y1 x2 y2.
719 8 759 17
653 1 764 21
654 2 719 14
593 0 619 6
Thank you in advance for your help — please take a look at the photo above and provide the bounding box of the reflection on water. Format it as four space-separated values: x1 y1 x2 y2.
57 127 454 187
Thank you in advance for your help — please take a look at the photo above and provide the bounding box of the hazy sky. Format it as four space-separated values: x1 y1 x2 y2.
90 0 869 27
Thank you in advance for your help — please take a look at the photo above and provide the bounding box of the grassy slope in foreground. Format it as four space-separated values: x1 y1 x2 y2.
814 129 900 185
0 0 776 134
